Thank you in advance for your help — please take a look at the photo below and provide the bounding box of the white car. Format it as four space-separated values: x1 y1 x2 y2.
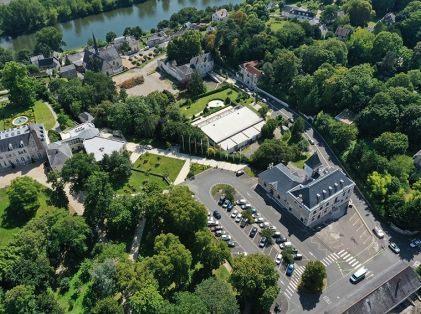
144 144 153 150
275 253 282 265
260 222 270 229
235 214 242 223
236 199 247 205
269 225 277 231
256 217 264 223
231 210 238 218
252 212 260 218
221 234 232 241
373 226 385 239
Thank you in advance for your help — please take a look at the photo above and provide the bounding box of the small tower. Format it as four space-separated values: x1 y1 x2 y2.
92 33 99 54
304 152 322 179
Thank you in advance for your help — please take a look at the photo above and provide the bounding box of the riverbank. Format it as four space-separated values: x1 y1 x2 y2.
0 0 242 52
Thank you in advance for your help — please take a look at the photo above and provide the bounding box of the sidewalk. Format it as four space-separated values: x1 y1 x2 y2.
125 143 246 184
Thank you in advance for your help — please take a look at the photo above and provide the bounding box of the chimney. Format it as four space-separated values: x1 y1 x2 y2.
322 189 327 199
328 186 333 195
340 179 344 188
334 182 339 191
316 193 321 203
298 194 303 203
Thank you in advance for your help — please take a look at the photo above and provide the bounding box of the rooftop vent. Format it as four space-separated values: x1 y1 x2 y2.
322 190 327 198
316 193 321 202
340 179 344 187
328 186 333 195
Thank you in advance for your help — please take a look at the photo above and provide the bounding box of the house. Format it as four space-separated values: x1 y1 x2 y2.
158 52 214 83
30 55 60 70
382 12 396 25
184 22 200 30
146 31 169 47
212 9 228 22
413 150 421 169
0 124 48 170
239 60 263 90
113 36 139 55
46 142 73 171
59 122 100 151
83 35 123 76
78 112 95 124
83 136 127 162
335 26 351 40
65 51 85 72
59 64 78 79
258 153 355 227
282 5 315 21
335 109 356 125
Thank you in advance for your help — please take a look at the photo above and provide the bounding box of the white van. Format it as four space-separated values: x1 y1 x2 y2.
350 267 367 284
279 241 292 249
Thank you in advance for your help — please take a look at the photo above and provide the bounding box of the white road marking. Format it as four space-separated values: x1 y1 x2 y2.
308 251 315 257
321 260 327 266
353 263 362 269
332 253 339 259
348 257 356 264
345 256 354 263
350 260 359 267
341 252 350 259
338 249 345 255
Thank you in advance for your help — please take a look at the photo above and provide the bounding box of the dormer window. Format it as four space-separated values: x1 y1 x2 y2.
8 143 13 151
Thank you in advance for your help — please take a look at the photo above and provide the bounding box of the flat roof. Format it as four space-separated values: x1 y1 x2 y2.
243 125 260 138
219 138 238 150
231 132 249 145
61 122 97 140
197 106 263 144
83 136 126 161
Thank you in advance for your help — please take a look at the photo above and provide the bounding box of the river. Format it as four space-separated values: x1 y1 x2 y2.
0 0 242 52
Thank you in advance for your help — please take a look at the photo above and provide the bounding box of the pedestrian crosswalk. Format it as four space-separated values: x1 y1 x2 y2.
320 249 362 269
284 265 305 299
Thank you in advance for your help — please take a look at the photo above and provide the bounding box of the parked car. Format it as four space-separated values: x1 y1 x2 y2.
241 203 252 209
227 240 236 247
280 241 292 249
249 227 258 238
236 199 247 205
293 253 303 260
207 219 219 227
218 194 226 205
227 203 234 211
215 230 226 237
235 169 244 176
286 264 294 276
288 117 294 124
221 234 232 241
373 226 385 238
240 218 248 228
222 200 230 208
231 210 238 218
291 248 298 254
269 225 277 232
388 241 400 254
275 235 288 244
275 253 282 265
273 231 282 238
259 237 268 248
256 217 264 223
213 210 221 219
410 239 421 248
260 222 270 229
235 214 242 223
252 212 260 218
309 139 315 145
144 144 153 150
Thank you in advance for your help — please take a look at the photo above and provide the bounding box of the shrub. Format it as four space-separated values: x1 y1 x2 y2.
119 76 145 89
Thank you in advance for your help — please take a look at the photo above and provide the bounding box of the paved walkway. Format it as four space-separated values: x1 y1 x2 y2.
129 218 146 261
125 143 246 185
45 102 60 131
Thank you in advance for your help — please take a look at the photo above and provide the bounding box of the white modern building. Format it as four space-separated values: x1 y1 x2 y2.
258 153 355 227
239 61 263 90
83 136 126 162
0 124 48 170
193 105 264 152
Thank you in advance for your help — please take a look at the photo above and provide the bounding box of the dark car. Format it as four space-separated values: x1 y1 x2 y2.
292 248 298 254
249 227 258 238
275 236 287 244
213 210 221 219
222 200 230 208
218 195 226 205
227 203 234 211
228 240 236 247
259 237 268 248
235 169 244 176
240 218 248 228
286 264 294 276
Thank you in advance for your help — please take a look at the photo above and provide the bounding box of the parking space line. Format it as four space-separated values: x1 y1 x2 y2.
359 230 368 238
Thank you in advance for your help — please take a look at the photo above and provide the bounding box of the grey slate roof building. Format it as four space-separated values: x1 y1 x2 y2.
78 112 95 123
46 142 73 171
0 124 47 170
258 156 355 226
59 64 78 79
30 55 60 69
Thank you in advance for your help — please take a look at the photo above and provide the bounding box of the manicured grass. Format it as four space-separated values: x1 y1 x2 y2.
187 163 211 178
116 170 169 194
243 166 257 177
0 185 59 247
180 87 254 118
267 19 286 32
33 101 56 130
292 152 311 169
213 264 231 282
0 100 57 130
133 153 185 183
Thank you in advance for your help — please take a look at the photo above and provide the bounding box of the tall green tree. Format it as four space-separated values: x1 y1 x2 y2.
344 0 373 26
372 31 403 63
187 72 206 97
92 297 124 314
251 139 298 169
106 32 117 43
373 132 408 157
106 195 143 238
167 30 202 64
7 177 40 219
34 27 64 56
1 61 37 106
230 254 279 311
61 153 100 193
3 285 38 314
272 49 301 88
299 261 326 293
100 151 132 183
347 28 375 65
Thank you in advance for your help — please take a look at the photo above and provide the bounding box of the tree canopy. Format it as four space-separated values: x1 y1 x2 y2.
167 30 202 65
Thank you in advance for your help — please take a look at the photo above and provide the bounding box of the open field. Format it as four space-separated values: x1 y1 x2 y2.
0 101 56 130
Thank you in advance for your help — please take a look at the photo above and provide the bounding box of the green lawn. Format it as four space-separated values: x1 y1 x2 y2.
133 153 185 182
0 185 59 247
180 87 255 118
187 163 211 178
267 18 286 32
116 170 169 194
0 100 57 130
33 101 56 130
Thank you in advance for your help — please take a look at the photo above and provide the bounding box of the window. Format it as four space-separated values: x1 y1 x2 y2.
335 197 338 202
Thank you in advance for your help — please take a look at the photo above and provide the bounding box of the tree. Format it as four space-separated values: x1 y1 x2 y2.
100 151 132 183
0 47 13 69
291 116 305 141
192 230 230 276
282 247 294 264
299 261 326 293
106 32 117 43
372 31 403 63
320 5 339 25
34 27 64 56
106 195 143 238
84 172 114 228
230 254 279 311
161 291 207 314
47 170 68 208
372 0 395 17
15 49 32 64
261 228 275 245
128 283 164 314
251 139 298 169
36 291 64 314
397 2 421 47
373 132 408 158
4 285 37 314
301 45 336 73
347 28 375 65
61 153 100 193
1 61 36 106
195 277 240 314
387 155 414 182
167 30 202 65
367 171 392 202
344 0 373 27
261 119 277 139
7 176 39 219
272 49 301 88
187 72 206 96
92 297 124 314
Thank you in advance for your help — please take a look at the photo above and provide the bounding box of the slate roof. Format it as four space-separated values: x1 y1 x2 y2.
83 45 121 74
259 163 302 194
335 26 351 38
78 112 94 123
0 124 46 153
59 64 76 74
289 169 354 209
47 142 73 170
343 266 421 314
305 152 322 169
